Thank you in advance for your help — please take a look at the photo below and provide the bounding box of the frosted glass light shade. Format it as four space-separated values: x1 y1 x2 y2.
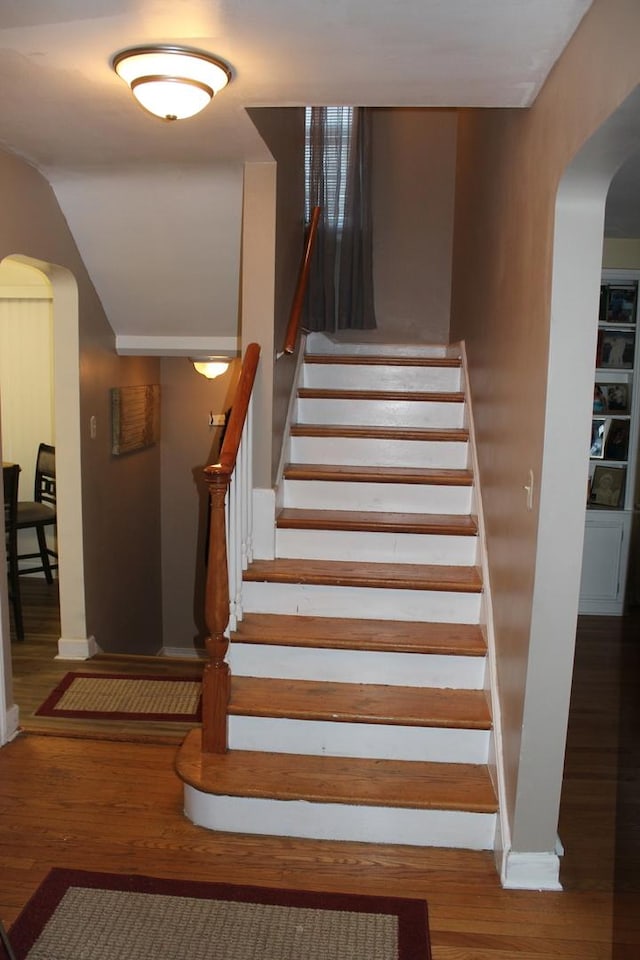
191 359 230 380
113 46 231 121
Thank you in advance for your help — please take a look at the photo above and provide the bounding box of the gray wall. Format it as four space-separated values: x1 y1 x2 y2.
372 108 457 343
159 357 239 652
247 107 306 484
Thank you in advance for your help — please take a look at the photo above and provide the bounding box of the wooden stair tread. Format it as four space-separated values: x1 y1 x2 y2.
244 558 482 593
232 614 487 656
283 463 474 485
230 676 491 729
298 388 464 403
291 424 469 442
276 508 477 536
178 731 497 813
304 354 462 368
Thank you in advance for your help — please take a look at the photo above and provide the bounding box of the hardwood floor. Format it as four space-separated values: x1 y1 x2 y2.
1 580 638 958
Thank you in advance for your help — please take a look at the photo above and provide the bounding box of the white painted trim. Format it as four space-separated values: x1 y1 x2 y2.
229 715 489 764
459 341 511 876
229 642 485 689
2 704 19 744
115 335 240 357
502 851 562 891
251 488 276 560
184 787 496 849
56 635 101 660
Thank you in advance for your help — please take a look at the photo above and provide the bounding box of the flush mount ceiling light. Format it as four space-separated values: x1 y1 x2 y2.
190 356 231 380
112 45 231 121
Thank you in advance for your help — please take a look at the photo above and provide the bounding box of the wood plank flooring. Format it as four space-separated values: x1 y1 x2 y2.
1 580 639 957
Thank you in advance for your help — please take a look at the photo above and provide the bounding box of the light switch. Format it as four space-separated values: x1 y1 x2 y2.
90 415 97 440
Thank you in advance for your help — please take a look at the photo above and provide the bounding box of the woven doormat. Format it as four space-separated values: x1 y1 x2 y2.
8 868 430 959
34 672 202 722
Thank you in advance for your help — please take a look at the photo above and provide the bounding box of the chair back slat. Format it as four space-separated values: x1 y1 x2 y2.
35 443 56 507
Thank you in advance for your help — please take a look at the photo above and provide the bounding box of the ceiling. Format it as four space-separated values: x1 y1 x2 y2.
0 1 596 345
0 0 593 172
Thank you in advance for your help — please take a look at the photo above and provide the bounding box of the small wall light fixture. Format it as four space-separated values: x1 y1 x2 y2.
112 45 232 121
190 356 230 380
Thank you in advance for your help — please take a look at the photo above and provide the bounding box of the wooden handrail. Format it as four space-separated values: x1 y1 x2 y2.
201 342 261 753
282 205 321 355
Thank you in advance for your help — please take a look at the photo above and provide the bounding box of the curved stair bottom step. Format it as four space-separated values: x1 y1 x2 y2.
184 788 497 850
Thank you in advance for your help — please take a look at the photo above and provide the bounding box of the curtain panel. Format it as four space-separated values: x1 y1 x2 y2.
305 107 376 332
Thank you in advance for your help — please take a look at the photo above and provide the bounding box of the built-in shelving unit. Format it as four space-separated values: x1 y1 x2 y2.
580 269 640 615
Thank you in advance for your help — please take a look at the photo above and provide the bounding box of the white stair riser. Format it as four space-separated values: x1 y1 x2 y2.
275 528 478 565
290 436 468 469
303 364 461 392
229 715 490 764
305 335 451 359
185 789 496 850
282 479 473 513
228 642 485 688
242 580 481 623
296 397 465 429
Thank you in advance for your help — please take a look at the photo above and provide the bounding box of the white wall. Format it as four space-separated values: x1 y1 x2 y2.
51 166 244 342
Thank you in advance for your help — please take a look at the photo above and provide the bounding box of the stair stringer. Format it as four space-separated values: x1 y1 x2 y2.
252 331 309 562
458 342 557 890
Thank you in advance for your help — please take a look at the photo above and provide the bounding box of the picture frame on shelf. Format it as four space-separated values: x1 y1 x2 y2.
593 384 607 414
599 285 608 322
606 284 637 324
590 418 609 459
589 465 626 509
605 382 630 413
597 329 635 369
603 418 630 461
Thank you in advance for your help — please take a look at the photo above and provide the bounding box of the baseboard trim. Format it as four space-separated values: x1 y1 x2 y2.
56 635 101 660
2 703 20 745
501 851 562 891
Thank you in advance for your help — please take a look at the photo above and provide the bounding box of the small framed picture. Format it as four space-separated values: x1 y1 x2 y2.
606 284 637 324
593 383 608 414
599 285 608 322
597 330 635 369
590 418 609 459
601 382 629 414
589 465 626 509
604 418 630 461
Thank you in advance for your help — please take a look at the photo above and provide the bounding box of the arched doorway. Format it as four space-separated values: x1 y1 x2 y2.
0 256 87 745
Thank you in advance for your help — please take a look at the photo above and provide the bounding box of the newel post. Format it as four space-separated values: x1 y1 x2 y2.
201 468 231 753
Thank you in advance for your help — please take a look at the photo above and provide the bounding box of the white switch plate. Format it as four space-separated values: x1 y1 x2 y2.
209 413 226 427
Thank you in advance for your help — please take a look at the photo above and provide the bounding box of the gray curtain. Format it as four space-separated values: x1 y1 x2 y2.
305 107 376 332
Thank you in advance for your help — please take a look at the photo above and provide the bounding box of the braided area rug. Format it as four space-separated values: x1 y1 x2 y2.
8 869 430 960
34 672 202 722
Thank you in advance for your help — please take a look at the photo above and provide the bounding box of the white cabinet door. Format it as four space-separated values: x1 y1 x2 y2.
579 511 631 615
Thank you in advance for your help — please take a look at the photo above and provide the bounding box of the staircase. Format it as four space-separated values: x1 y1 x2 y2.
177 336 498 851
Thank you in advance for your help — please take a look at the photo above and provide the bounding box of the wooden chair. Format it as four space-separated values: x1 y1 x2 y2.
3 463 24 641
16 443 57 584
